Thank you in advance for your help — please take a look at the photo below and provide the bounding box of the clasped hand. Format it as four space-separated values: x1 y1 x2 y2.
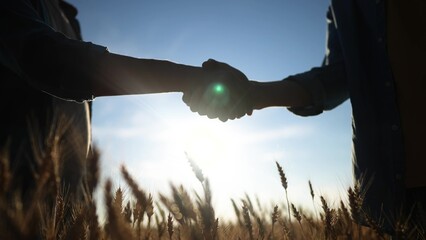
183 59 253 122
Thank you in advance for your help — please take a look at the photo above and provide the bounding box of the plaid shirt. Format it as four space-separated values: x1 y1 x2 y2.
288 0 405 232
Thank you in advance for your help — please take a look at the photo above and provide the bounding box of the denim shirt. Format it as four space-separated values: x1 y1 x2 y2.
288 0 404 231
0 0 108 102
0 0 108 199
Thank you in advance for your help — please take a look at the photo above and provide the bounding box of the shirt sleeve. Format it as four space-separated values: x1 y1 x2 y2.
0 0 109 102
287 6 349 116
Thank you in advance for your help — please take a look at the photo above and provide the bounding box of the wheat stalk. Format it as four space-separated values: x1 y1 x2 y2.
104 180 135 240
167 212 174 240
276 161 291 225
292 203 307 240
242 200 254 240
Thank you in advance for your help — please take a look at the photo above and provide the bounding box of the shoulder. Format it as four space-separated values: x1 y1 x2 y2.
59 1 78 19
58 0 82 40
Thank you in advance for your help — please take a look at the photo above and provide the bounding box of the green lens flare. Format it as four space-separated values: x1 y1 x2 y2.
207 83 230 107
213 83 225 94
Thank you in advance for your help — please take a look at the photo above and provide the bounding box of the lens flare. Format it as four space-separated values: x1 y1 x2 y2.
213 83 225 95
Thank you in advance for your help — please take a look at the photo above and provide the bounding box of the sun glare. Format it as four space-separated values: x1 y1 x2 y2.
184 124 226 169
176 118 248 220
171 117 245 180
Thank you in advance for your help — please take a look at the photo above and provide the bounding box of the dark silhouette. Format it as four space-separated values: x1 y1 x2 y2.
186 0 426 236
0 0 250 204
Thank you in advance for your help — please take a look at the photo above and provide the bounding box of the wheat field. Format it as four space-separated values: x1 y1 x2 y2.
0 137 424 240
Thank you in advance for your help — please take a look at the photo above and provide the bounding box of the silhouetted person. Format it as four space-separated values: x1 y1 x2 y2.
0 0 250 205
186 0 426 236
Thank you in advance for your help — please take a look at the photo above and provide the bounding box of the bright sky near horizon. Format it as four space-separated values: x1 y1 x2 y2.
68 0 353 221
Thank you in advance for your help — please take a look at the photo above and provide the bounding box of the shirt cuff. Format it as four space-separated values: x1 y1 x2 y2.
286 68 327 116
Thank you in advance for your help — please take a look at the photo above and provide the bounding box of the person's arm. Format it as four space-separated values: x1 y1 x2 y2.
186 6 349 121
1 1 212 103
268 6 348 117
93 53 207 97
250 79 312 110
22 31 212 101
246 59 347 117
188 55 347 120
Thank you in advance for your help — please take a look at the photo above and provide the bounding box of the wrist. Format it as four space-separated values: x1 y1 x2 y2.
250 81 271 110
249 78 312 110
172 63 205 93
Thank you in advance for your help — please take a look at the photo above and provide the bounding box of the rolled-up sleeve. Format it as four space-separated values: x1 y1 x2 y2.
287 6 349 116
1 0 108 102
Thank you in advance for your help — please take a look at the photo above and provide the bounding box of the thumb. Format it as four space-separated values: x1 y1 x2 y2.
202 59 247 81
202 58 225 69
202 59 235 72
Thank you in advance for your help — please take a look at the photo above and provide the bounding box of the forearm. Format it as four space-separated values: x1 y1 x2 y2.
250 79 313 110
94 53 204 97
5 1 206 101
21 33 204 100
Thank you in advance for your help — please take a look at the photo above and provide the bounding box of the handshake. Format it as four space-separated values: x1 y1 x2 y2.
182 59 255 122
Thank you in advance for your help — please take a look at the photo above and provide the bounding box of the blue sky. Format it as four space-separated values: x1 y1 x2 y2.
68 0 353 221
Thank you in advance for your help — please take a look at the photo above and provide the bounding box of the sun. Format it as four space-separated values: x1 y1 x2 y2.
172 117 246 181
183 121 227 170
156 115 249 216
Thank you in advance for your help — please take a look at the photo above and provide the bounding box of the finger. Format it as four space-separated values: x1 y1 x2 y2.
231 85 254 118
202 59 237 76
182 91 192 106
233 110 246 120
206 102 227 120
189 89 206 114
202 59 247 82
202 58 220 69
218 115 228 122
228 95 246 118
205 112 224 121
190 88 221 117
